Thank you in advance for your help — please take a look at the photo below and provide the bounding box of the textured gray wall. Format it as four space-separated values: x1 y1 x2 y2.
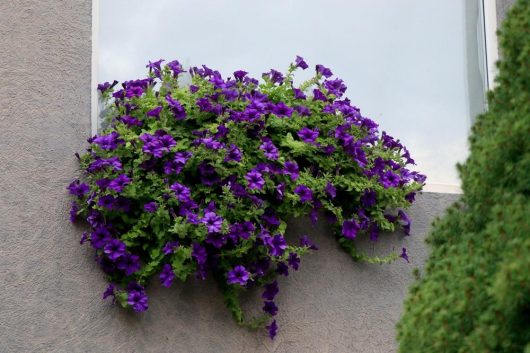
0 0 481 352
497 0 517 26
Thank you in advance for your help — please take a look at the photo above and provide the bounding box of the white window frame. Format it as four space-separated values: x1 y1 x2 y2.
90 0 499 194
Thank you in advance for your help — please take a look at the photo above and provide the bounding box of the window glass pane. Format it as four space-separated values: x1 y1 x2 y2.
98 0 487 186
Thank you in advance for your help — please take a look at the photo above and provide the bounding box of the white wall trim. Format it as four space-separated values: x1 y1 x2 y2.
483 0 499 89
90 0 100 135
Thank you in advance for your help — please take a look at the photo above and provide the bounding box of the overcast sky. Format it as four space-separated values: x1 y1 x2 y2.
98 0 486 186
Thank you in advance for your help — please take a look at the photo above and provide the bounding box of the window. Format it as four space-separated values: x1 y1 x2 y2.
93 0 498 191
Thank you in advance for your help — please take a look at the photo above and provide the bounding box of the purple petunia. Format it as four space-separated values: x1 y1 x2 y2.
104 239 126 261
294 185 313 203
271 102 293 118
108 174 131 193
266 320 278 339
117 253 141 276
295 55 308 70
398 210 411 235
267 234 287 257
201 212 223 233
287 252 300 270
316 64 333 78
227 265 251 286
170 182 191 202
260 140 279 160
297 127 319 143
400 247 410 263
360 189 377 208
224 144 242 162
262 280 279 301
67 180 90 197
162 241 179 255
283 161 299 181
166 95 186 120
146 106 163 118
263 301 278 316
300 235 318 250
127 289 148 312
192 242 207 264
342 219 360 240
325 182 337 199
245 170 265 190
143 201 159 213
160 264 175 287
92 131 123 151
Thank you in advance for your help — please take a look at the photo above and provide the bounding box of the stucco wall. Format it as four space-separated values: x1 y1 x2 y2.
0 0 513 352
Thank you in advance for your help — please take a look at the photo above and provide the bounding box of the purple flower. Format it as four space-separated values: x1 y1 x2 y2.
165 95 186 120
69 201 79 223
271 102 293 117
342 219 360 240
312 89 327 101
325 182 336 199
201 212 223 233
119 115 143 127
67 180 89 197
143 201 158 213
266 320 278 339
295 55 308 70
97 81 116 93
170 182 191 202
90 226 111 249
127 290 148 312
360 189 377 207
294 185 313 203
146 106 163 118
224 144 242 162
192 242 207 264
98 195 116 210
293 88 307 100
108 174 131 193
324 79 347 97
167 60 184 77
264 69 284 84
287 252 300 270
283 161 299 181
263 301 278 316
233 70 248 81
146 58 164 78
93 131 123 151
104 239 126 261
380 170 401 188
276 262 289 276
398 210 411 235
227 265 251 286
300 235 318 250
102 283 115 300
298 127 319 143
267 234 287 257
260 140 279 160
262 280 279 301
87 157 122 173
405 192 416 203
162 241 179 255
400 248 410 263
117 253 141 276
245 170 265 190
316 64 333 78
160 264 175 287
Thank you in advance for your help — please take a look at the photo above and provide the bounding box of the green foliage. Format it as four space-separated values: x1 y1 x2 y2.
397 1 530 352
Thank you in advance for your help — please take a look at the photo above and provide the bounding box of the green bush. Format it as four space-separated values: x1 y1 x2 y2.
397 1 530 352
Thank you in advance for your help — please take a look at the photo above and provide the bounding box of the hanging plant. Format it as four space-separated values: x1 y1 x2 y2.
68 56 425 339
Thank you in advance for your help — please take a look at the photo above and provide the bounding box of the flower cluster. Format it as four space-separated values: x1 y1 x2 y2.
70 57 424 339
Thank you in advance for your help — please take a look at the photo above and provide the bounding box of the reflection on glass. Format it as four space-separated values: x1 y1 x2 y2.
98 0 487 186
